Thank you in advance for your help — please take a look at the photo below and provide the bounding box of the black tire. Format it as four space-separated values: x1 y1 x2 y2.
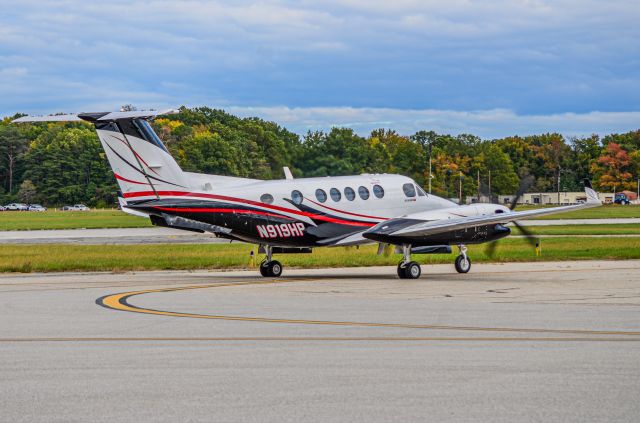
397 261 407 279
455 255 471 273
259 260 271 277
405 261 421 279
269 260 283 277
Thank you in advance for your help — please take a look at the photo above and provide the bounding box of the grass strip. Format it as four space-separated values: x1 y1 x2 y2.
510 224 640 235
1 237 639 273
0 210 152 231
514 204 640 219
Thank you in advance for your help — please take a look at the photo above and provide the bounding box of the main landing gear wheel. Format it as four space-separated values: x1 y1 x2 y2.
454 254 471 273
259 245 283 277
398 261 421 279
259 260 283 277
397 243 422 279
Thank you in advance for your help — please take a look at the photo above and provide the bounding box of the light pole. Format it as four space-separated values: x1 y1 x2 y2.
428 143 433 194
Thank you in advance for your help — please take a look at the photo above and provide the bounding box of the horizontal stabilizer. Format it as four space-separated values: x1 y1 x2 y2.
12 114 82 123
13 109 178 123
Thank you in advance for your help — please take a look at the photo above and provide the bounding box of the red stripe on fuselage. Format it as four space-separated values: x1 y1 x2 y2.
125 191 377 227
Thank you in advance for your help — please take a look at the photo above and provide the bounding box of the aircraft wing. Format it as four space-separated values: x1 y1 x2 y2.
364 181 601 240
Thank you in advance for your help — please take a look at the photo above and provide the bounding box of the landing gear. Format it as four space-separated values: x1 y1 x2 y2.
397 244 421 279
259 260 282 277
455 244 471 273
259 245 283 277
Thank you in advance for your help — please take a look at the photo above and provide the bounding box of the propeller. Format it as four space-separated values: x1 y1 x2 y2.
485 175 538 258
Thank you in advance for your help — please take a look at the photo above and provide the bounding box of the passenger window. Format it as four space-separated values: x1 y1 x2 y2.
315 189 327 203
344 187 355 201
402 183 416 198
373 184 385 198
358 186 370 200
416 185 427 196
291 190 303 205
260 193 274 204
330 188 341 202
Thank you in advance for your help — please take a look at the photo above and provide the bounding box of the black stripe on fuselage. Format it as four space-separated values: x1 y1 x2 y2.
128 199 363 246
103 141 186 188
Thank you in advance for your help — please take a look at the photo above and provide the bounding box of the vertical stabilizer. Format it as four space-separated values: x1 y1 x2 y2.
79 112 188 200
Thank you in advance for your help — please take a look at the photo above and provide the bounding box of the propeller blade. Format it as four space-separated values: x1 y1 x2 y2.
513 221 538 248
485 240 498 258
509 174 535 210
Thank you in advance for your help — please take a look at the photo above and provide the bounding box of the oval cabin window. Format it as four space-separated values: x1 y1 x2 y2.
315 189 327 203
344 187 355 201
260 193 274 204
373 184 385 199
330 188 341 202
358 186 370 200
291 190 303 205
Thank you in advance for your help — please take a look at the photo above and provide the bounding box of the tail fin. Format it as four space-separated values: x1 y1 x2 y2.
15 110 188 201
583 179 601 205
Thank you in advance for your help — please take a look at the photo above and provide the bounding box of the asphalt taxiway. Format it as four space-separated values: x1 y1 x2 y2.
1 261 639 422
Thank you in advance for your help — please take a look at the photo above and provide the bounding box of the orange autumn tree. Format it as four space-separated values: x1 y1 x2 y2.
591 142 635 191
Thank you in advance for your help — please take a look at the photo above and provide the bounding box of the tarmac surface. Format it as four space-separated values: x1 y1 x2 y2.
1 261 639 422
1 217 639 244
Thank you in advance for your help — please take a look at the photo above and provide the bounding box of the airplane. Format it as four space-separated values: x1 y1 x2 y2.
14 109 602 278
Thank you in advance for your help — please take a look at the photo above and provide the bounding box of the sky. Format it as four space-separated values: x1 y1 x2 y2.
1 0 639 138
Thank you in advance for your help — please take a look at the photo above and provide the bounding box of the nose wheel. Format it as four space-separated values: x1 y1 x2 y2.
455 245 471 273
259 245 283 277
397 244 421 279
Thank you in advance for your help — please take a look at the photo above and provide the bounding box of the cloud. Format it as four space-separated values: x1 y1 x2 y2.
0 0 638 119
226 106 640 138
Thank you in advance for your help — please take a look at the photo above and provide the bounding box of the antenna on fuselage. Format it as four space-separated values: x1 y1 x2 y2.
283 167 293 180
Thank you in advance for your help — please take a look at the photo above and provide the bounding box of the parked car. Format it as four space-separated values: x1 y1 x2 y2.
28 204 47 212
4 203 29 211
62 204 90 211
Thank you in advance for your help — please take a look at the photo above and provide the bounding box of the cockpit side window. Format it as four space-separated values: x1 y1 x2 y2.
402 183 416 197
416 185 427 197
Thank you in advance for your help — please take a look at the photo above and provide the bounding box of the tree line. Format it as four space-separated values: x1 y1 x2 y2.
1 106 639 207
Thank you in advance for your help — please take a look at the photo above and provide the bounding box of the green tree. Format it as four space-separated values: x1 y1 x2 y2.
18 179 37 203
22 124 116 206
0 123 28 195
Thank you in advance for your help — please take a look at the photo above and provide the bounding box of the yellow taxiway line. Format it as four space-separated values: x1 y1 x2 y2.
96 279 640 337
2 337 640 343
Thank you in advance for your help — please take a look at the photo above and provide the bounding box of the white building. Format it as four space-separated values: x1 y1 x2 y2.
496 192 615 205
